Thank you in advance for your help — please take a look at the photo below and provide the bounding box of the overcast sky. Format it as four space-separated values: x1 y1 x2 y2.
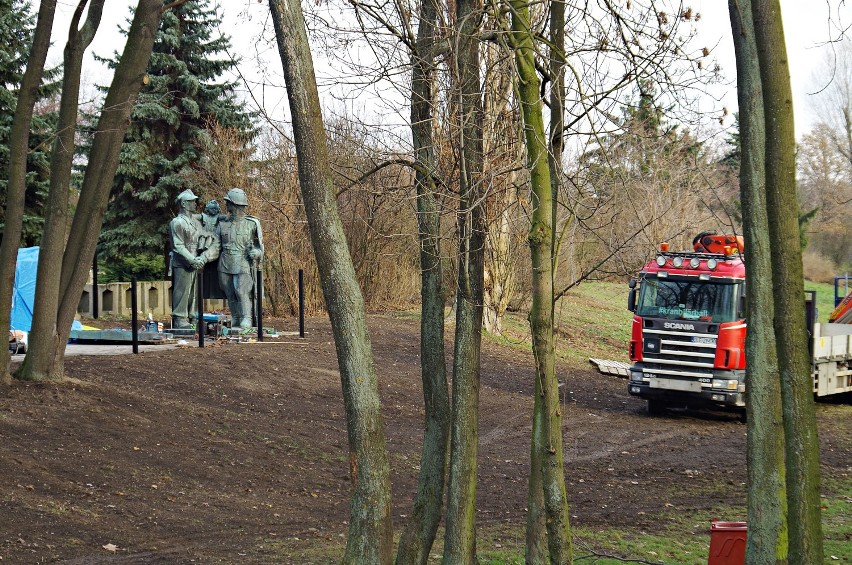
694 0 851 136
44 0 852 139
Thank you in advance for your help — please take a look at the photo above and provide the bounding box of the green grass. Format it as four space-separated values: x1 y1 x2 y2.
378 279 852 565
487 281 634 369
805 279 843 323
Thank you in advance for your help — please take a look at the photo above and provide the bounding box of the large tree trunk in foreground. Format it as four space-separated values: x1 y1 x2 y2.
751 1 824 562
729 1 788 562
394 0 450 562
0 0 56 382
510 0 572 561
268 1 393 563
17 0 105 382
442 0 486 559
18 0 163 381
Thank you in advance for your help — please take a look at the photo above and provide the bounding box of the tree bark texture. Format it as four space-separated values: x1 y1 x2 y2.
0 0 56 381
17 0 105 382
751 2 824 562
20 0 163 380
481 16 518 337
395 0 450 562
443 0 486 559
510 0 572 562
268 1 394 563
729 1 789 562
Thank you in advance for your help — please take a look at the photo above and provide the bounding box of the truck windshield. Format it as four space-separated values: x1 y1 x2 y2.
636 277 740 323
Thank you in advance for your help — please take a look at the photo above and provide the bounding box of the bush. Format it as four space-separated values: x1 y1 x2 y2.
803 250 838 284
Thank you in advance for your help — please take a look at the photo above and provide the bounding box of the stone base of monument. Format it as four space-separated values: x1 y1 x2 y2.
69 328 175 345
168 327 197 337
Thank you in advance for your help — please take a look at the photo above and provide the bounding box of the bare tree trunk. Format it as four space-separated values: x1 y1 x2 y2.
751 2 824 562
481 18 517 337
483 180 516 336
268 1 393 563
510 0 572 562
0 0 56 381
525 0 566 560
395 0 450 562
17 0 164 381
442 0 486 559
729 2 789 562
16 0 105 382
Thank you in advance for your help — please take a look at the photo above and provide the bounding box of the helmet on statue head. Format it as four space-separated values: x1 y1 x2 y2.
224 188 248 206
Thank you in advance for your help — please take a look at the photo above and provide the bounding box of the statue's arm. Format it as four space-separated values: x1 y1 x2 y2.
171 221 196 263
250 218 264 262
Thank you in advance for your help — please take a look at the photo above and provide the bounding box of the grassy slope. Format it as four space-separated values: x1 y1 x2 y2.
484 280 851 564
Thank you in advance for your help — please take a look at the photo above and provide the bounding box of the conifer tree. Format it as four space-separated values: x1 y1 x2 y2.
0 0 59 246
98 0 254 267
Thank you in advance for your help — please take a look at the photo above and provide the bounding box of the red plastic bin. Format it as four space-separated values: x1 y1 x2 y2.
708 520 747 565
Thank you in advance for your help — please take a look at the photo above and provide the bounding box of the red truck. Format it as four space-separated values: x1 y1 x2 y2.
626 233 852 415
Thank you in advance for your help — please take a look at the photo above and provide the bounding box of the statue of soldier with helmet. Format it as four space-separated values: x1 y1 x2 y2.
214 188 264 329
169 189 214 329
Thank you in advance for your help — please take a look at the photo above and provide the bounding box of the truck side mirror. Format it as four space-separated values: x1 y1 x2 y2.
628 278 637 289
738 294 746 318
628 288 637 312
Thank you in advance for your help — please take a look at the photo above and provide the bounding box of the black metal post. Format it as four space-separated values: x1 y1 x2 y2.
256 266 264 342
131 277 139 354
298 268 305 338
92 253 99 319
197 266 205 348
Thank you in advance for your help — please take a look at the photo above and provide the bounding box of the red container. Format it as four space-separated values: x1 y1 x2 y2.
708 520 747 565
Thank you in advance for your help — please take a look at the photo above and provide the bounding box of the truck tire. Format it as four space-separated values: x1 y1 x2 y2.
647 399 668 416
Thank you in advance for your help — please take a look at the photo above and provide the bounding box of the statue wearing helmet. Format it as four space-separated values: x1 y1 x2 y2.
215 188 264 329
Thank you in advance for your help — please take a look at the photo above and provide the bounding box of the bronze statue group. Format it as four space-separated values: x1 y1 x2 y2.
169 188 263 331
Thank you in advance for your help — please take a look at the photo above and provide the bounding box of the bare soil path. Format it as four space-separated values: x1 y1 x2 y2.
1 314 849 563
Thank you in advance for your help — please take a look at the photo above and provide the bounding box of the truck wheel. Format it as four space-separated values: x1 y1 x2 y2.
647 399 668 416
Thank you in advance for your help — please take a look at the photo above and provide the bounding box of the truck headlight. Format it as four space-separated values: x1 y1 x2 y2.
630 371 644 382
712 379 739 390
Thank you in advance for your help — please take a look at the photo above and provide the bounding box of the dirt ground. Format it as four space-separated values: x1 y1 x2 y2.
1 314 850 564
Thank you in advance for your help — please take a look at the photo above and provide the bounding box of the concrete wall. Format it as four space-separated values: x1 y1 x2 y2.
77 281 226 320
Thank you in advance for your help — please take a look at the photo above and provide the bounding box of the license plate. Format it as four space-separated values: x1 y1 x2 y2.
692 336 716 345
649 377 702 392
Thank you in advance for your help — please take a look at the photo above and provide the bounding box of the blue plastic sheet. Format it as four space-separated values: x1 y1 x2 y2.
10 247 82 333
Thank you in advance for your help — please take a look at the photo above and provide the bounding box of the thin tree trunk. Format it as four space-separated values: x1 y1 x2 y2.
16 0 105 382
442 0 486 558
395 0 450 562
481 19 516 337
510 0 572 561
268 1 393 563
729 2 788 562
751 2 824 562
524 0 566 560
0 0 56 381
21 0 164 380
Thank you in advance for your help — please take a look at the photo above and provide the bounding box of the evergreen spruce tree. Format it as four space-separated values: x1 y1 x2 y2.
99 0 255 269
0 0 59 246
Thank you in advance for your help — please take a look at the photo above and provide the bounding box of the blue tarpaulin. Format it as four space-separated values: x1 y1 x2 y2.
11 247 38 332
11 247 82 333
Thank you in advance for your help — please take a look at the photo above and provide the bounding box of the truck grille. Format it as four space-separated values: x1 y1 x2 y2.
641 327 717 379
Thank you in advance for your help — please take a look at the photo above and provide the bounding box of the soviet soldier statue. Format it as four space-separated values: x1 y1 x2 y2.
169 189 208 329
215 188 263 329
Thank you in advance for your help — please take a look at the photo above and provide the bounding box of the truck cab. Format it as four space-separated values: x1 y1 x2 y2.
627 246 747 415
